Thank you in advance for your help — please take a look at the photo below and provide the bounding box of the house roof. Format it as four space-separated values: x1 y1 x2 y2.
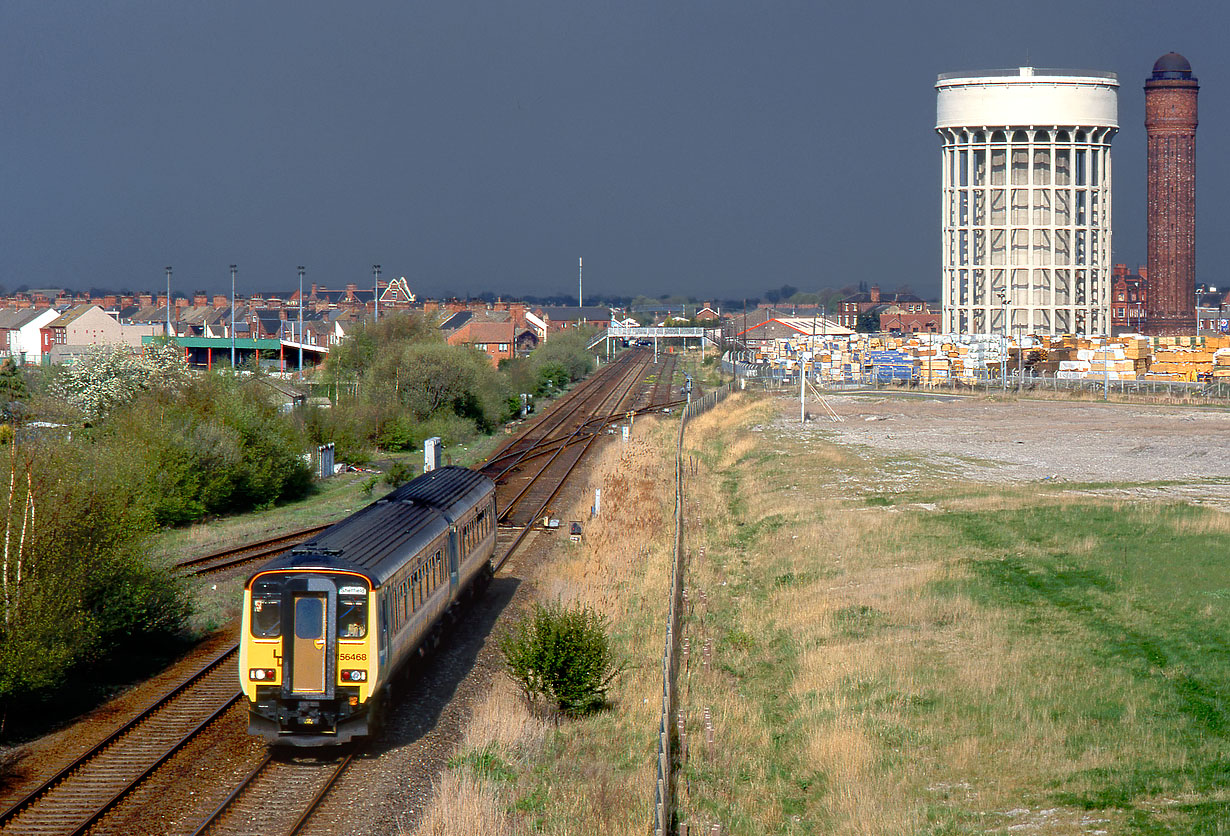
314 289 349 303
459 321 515 343
47 304 104 328
440 311 473 331
539 306 612 321
0 308 55 329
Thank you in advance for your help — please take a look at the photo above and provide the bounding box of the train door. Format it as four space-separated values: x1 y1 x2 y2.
448 526 460 592
292 594 327 692
284 576 335 696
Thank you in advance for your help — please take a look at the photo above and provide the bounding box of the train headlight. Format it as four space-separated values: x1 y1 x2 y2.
341 669 367 682
249 668 276 681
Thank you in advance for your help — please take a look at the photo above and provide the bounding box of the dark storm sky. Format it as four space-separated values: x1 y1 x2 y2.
3 1 1226 301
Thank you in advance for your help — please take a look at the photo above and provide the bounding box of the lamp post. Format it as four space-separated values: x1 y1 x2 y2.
230 264 237 368
298 266 305 377
373 264 381 321
1103 340 1110 401
998 291 1008 390
1017 325 1025 393
165 266 172 338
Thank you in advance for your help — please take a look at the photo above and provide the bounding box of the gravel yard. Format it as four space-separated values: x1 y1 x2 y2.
786 393 1230 507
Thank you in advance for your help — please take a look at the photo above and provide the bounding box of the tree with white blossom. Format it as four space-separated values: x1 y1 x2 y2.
49 341 191 422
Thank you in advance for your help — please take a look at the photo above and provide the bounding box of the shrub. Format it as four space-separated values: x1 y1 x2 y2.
384 459 418 488
498 602 622 716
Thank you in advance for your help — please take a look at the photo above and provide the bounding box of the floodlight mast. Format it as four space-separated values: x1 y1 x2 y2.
165 266 172 338
298 266 305 376
373 264 381 321
230 264 237 368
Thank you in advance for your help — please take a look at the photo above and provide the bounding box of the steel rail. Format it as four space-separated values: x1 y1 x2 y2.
492 351 653 523
0 645 238 830
482 351 646 481
3 351 667 836
175 524 333 574
492 347 656 569
481 350 643 466
287 753 355 836
187 752 275 836
64 697 241 836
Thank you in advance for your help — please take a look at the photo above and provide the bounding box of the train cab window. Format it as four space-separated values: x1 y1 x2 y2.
337 594 368 638
251 592 281 638
294 597 324 640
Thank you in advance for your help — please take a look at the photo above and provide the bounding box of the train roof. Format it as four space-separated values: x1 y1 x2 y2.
248 466 494 587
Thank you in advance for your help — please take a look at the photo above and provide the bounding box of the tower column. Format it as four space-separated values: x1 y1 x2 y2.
1143 53 1198 336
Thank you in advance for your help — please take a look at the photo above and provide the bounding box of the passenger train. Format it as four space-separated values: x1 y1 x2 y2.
239 466 497 745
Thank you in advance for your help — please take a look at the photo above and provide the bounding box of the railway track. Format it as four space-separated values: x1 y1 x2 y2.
484 348 662 568
647 352 679 408
484 350 653 523
0 348 677 836
175 525 333 577
188 752 353 836
0 648 240 835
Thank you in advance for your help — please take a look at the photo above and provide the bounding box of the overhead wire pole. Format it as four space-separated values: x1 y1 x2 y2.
230 264 237 368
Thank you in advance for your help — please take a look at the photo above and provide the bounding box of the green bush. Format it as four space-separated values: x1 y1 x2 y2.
498 602 622 716
0 435 188 734
102 374 313 525
384 459 418 488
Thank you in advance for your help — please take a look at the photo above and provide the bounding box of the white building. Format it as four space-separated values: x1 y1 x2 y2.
936 67 1119 336
0 308 61 364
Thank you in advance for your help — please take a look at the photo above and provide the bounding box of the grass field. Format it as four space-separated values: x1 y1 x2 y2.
677 395 1230 835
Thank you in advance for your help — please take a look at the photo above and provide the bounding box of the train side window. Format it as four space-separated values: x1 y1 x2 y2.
251 593 281 638
337 594 367 638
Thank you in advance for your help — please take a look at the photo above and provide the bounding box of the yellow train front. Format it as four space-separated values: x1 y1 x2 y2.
239 466 496 746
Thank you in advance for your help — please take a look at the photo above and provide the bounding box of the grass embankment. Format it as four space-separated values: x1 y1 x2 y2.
414 418 678 834
677 396 1229 834
412 360 700 834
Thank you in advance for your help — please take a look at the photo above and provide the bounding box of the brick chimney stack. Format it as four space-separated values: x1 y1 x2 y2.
1143 52 1199 335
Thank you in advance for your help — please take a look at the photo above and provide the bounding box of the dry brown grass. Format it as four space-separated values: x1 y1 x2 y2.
413 414 682 835
403 770 512 836
459 675 549 760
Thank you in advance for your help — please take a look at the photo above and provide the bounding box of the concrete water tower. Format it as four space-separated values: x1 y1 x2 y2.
936 67 1119 336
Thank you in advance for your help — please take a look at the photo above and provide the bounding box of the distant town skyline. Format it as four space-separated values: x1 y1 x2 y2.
4 2 1226 301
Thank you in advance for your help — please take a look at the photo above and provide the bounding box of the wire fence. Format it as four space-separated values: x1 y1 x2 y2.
727 358 1230 404
652 382 734 836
